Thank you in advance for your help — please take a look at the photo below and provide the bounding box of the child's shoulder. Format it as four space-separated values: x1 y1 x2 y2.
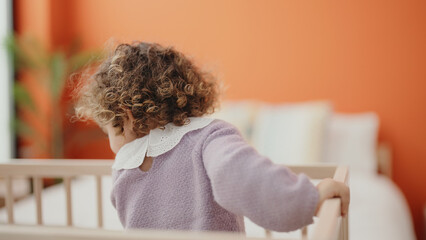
189 117 242 140
196 117 238 131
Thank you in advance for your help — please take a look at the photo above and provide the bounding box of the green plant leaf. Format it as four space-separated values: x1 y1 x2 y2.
3 35 29 70
3 34 49 71
20 34 50 70
3 35 18 70
12 117 34 138
14 82 37 113
6 33 103 159
69 50 103 72
49 52 67 100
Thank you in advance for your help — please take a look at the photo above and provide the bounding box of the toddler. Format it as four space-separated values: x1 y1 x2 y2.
75 42 349 232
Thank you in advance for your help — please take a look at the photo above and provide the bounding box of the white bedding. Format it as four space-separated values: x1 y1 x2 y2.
344 174 416 240
0 172 416 240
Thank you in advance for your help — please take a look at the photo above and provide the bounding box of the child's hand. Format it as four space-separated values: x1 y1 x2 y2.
314 178 350 217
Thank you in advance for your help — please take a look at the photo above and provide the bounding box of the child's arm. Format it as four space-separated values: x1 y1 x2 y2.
202 121 320 232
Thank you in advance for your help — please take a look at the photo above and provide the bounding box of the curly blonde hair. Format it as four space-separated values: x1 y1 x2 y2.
74 42 219 136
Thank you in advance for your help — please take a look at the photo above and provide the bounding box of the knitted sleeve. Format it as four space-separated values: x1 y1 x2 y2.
202 120 319 232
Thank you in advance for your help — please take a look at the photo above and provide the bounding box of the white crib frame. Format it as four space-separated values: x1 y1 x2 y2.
0 160 349 240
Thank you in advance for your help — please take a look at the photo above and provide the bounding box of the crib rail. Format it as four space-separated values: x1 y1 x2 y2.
0 159 112 228
0 160 349 240
0 224 253 240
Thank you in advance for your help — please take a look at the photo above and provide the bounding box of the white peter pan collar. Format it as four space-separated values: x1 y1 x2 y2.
112 117 214 170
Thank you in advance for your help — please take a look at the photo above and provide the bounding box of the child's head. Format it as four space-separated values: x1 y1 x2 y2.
75 42 219 139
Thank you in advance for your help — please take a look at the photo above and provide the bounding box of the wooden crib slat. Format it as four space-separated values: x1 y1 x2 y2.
264 229 272 238
64 177 73 226
341 215 348 240
5 176 14 224
96 175 103 228
301 226 308 240
33 177 43 225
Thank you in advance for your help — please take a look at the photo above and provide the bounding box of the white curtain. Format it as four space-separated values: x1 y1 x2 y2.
0 0 13 162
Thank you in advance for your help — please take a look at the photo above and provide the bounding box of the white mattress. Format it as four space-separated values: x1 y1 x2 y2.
345 173 416 240
0 173 416 240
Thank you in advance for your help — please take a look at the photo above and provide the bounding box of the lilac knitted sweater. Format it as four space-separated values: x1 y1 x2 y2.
110 119 319 232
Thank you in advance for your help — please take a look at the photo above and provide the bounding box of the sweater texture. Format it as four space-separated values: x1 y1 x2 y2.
110 119 319 232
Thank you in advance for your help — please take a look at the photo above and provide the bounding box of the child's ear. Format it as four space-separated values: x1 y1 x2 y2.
122 109 137 138
125 109 135 124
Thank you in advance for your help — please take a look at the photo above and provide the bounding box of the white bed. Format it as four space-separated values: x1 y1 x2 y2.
0 100 417 239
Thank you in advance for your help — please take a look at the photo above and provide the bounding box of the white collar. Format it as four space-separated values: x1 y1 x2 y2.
112 117 214 170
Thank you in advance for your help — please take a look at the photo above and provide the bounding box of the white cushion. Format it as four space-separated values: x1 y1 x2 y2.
251 101 332 164
210 100 259 142
323 113 379 175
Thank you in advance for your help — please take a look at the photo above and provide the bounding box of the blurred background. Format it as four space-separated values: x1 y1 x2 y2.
0 0 425 239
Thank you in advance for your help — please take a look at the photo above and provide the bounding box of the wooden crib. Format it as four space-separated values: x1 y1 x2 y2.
0 160 349 240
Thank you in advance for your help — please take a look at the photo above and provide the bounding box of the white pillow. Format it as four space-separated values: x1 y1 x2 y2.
251 101 332 165
210 100 259 142
323 113 379 175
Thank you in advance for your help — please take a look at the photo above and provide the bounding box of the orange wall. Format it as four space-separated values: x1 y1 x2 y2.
15 0 426 239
